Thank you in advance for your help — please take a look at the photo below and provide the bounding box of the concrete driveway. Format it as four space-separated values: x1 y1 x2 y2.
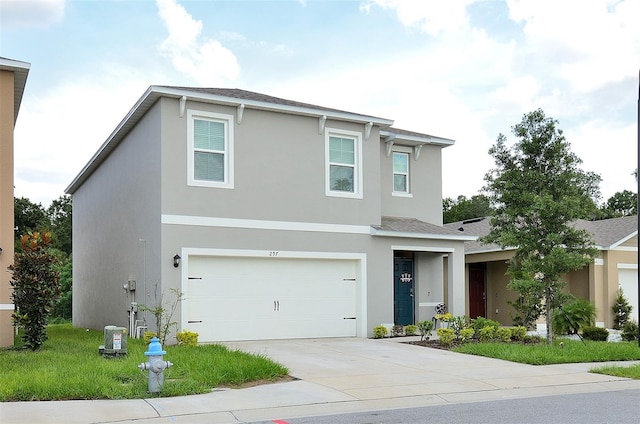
2 337 639 424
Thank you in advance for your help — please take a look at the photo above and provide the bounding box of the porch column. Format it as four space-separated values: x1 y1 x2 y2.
447 247 466 316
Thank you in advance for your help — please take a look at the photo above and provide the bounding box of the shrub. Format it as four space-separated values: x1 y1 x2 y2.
459 328 474 343
436 328 455 346
621 320 639 342
417 320 434 341
9 232 61 351
581 326 609 342
450 315 470 337
373 325 388 339
404 324 418 336
176 331 199 346
143 331 158 344
471 317 500 334
496 327 512 342
612 288 633 330
552 298 596 335
511 326 527 341
391 325 405 337
478 326 495 343
523 334 543 344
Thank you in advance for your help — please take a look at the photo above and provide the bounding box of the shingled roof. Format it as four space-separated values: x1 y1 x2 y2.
372 216 477 241
444 215 638 253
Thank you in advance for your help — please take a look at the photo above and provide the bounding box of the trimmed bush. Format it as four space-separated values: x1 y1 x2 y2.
511 326 527 341
143 331 158 344
436 328 455 346
405 324 418 336
373 325 388 339
621 320 639 342
478 326 495 343
459 328 474 343
471 317 500 333
581 326 608 342
176 331 199 346
496 327 512 342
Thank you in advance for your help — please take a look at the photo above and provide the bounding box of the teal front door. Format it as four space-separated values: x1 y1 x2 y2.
394 258 414 325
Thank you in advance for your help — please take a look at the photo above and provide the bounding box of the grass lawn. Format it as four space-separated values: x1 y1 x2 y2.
452 339 640 368
0 324 289 402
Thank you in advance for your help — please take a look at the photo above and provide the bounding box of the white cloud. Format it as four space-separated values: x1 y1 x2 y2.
155 0 240 85
507 0 640 92
0 0 65 30
14 74 149 206
361 0 476 35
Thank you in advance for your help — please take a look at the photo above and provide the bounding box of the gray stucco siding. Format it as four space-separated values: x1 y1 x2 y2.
72 102 162 331
159 97 382 226
380 142 444 225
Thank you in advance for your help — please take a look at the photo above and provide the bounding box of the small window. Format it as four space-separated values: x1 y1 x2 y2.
187 110 234 188
325 129 362 198
393 152 409 193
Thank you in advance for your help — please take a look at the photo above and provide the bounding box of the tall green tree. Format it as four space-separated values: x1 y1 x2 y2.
600 190 637 218
47 195 72 255
14 197 48 244
482 109 600 344
443 194 494 223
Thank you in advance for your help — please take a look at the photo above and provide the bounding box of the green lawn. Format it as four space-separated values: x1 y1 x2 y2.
0 324 289 401
452 339 640 371
452 338 640 380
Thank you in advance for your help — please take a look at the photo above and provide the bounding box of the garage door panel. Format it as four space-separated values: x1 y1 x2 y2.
184 255 359 342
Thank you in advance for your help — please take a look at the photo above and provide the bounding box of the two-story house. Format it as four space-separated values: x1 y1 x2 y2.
66 87 474 342
0 57 30 348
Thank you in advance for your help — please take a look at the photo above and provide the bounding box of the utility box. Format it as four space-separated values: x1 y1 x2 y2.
99 325 128 356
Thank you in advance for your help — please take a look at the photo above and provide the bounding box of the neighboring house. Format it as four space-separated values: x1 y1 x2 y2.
66 86 475 342
445 215 638 327
0 57 30 347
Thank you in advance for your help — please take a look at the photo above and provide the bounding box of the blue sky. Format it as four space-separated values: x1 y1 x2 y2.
1 0 639 207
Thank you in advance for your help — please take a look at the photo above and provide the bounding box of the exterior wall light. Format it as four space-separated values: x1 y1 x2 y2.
173 254 181 268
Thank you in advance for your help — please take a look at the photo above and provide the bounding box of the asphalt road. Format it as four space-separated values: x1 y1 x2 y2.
254 389 640 424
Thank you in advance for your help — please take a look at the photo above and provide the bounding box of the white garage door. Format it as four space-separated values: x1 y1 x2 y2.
618 268 638 324
183 255 359 342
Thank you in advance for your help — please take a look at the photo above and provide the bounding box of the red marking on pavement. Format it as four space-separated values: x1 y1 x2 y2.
272 421 289 424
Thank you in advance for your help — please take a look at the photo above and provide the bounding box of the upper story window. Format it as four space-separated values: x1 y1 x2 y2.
325 128 362 198
187 110 234 189
393 151 410 194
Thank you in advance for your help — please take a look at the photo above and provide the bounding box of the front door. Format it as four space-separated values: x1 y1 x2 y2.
394 258 414 325
469 267 486 319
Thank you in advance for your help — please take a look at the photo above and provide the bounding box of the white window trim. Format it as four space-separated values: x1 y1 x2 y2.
187 109 234 189
325 128 363 199
392 149 412 197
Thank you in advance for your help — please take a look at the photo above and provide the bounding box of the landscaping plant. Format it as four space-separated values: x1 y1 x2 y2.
373 325 388 339
552 298 596 335
404 324 418 336
417 320 433 341
611 288 633 330
9 232 61 350
581 326 609 342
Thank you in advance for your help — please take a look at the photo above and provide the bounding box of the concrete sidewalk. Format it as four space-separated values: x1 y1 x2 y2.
2 337 639 424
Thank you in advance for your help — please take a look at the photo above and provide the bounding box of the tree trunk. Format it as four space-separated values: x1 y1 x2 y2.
545 288 553 345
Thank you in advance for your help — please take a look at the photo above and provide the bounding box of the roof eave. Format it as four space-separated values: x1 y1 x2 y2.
0 58 31 123
371 227 477 241
380 130 455 147
66 86 395 194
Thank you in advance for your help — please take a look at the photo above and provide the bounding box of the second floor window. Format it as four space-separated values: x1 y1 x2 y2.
188 110 234 189
326 129 362 198
393 152 409 193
